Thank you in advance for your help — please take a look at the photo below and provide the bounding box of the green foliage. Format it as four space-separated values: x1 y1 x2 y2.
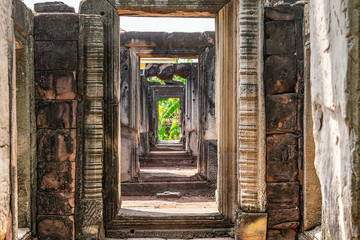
158 98 181 141
173 75 186 84
147 77 165 84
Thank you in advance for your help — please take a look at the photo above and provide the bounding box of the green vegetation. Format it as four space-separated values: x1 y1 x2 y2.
147 75 187 85
147 76 166 84
158 98 181 141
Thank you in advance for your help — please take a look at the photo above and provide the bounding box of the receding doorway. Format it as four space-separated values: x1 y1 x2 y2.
117 22 224 237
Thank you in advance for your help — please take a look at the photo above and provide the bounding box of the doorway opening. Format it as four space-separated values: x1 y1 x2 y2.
119 22 221 232
157 97 182 142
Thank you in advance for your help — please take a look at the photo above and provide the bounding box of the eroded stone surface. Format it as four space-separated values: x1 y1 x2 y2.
235 212 267 240
35 2 75 13
265 55 297 94
267 182 299 209
37 192 75 215
266 134 298 182
310 0 360 238
38 161 75 192
265 6 303 20
34 41 77 71
34 14 79 41
37 129 76 162
35 71 78 100
265 21 296 55
0 0 13 238
37 216 74 240
266 94 298 133
36 101 77 129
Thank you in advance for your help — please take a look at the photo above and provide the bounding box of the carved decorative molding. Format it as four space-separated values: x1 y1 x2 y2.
237 0 266 212
83 15 104 201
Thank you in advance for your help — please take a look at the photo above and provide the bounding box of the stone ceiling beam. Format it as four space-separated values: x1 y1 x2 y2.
114 0 231 17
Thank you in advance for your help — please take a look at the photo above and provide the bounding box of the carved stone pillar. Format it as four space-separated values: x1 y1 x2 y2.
236 0 267 238
80 15 105 239
237 0 266 214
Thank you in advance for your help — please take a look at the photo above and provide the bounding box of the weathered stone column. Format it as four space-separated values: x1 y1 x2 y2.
0 0 15 239
237 0 266 213
235 0 267 239
78 15 105 239
216 0 239 222
80 0 121 228
14 0 35 233
310 0 360 238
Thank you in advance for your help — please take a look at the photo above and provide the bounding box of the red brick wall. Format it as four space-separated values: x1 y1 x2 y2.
34 13 79 240
264 5 304 239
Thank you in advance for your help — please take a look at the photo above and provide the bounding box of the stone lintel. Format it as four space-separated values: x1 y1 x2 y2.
35 2 75 13
121 31 215 50
115 0 230 17
235 212 268 240
14 0 34 40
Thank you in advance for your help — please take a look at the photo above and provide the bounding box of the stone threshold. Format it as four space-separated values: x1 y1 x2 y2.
106 198 233 238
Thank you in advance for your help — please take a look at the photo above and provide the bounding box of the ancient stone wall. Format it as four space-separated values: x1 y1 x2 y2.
119 45 139 182
14 0 35 232
310 0 360 238
0 0 14 238
264 5 304 239
34 5 78 239
198 47 217 181
80 1 121 229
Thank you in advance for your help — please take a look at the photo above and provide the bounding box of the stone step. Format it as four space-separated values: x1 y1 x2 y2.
140 150 196 168
140 157 196 168
146 151 192 158
121 181 216 197
139 168 202 182
107 238 234 240
151 143 185 152
106 214 233 238
106 228 234 239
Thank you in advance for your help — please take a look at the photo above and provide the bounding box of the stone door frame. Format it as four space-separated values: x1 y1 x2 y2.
79 0 267 238
150 85 186 145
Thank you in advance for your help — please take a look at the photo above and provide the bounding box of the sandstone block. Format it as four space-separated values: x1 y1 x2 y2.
34 2 75 13
36 101 77 129
266 134 298 182
268 208 300 229
37 129 76 162
121 32 168 48
14 0 33 37
37 216 74 240
266 94 298 133
38 161 75 192
296 20 304 60
265 6 303 21
37 192 74 215
265 55 297 94
34 14 79 41
267 229 297 240
235 212 267 240
35 41 77 71
168 32 211 49
156 191 182 199
36 71 77 100
266 21 295 55
267 182 299 209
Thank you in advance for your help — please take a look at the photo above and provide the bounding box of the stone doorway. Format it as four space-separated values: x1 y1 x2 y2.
78 0 266 239
118 34 221 237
